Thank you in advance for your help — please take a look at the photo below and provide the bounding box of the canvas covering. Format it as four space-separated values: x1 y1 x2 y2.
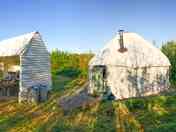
89 32 171 99
89 33 170 68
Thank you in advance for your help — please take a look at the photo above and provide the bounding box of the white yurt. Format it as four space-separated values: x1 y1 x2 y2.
89 30 171 100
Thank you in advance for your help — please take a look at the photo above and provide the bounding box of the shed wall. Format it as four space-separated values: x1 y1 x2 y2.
20 34 51 92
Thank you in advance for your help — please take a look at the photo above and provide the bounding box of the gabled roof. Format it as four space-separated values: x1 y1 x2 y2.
0 32 38 57
89 32 171 67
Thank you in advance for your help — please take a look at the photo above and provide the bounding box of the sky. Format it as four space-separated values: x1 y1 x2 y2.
0 0 176 53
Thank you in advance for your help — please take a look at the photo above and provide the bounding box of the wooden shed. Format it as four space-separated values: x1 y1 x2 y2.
0 32 52 103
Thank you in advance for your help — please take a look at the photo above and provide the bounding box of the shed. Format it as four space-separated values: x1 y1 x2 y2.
0 31 52 103
88 31 171 100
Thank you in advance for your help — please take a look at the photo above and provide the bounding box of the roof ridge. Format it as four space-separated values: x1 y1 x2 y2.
0 32 38 57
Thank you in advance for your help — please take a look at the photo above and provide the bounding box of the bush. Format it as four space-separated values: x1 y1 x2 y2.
125 98 147 110
50 49 93 79
0 71 3 80
161 41 176 87
55 67 81 78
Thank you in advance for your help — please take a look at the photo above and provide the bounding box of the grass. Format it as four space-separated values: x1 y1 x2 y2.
0 75 176 132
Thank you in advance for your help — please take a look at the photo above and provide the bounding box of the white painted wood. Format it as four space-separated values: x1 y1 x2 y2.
20 32 52 92
0 32 52 102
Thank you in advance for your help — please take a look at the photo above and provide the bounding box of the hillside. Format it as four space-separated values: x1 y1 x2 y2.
0 46 175 132
0 75 176 132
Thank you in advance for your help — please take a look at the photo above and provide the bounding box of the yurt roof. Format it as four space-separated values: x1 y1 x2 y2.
0 32 38 57
89 32 171 68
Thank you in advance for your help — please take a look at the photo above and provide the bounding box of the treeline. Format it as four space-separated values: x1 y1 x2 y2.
50 49 94 78
161 41 176 87
50 41 176 87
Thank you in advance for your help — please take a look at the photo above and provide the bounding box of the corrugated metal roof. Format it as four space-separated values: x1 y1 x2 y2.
0 32 37 57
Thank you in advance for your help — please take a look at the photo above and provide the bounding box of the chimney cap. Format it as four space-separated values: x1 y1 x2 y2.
118 29 124 32
118 29 125 35
118 29 127 53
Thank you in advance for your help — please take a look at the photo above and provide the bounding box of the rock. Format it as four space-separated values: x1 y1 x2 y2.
28 86 39 104
39 85 48 102
58 83 98 112
19 90 28 103
19 84 48 104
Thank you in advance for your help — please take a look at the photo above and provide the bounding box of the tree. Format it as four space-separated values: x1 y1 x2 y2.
50 49 94 78
161 41 176 86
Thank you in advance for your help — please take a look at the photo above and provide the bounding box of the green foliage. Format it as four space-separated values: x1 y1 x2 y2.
2 47 176 131
125 98 147 111
1 75 176 131
93 101 117 132
50 49 93 78
0 70 3 80
56 67 81 78
52 76 72 92
161 41 176 86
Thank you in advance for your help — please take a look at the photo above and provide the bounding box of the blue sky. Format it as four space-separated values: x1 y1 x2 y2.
0 0 176 52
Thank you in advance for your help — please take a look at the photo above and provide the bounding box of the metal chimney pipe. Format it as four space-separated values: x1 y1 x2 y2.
119 29 124 49
118 29 127 53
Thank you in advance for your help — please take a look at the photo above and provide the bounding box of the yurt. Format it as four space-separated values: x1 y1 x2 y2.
0 32 52 103
88 30 171 100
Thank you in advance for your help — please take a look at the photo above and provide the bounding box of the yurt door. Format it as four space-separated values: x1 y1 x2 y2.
91 66 106 94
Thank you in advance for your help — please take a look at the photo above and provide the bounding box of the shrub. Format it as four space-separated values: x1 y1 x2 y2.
56 68 81 78
161 41 176 87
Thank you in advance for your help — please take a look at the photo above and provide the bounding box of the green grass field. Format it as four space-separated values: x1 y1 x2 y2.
0 76 176 132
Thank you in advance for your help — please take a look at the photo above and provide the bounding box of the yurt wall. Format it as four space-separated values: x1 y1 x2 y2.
105 66 170 99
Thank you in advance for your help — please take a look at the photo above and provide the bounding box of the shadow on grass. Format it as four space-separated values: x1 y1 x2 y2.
127 94 176 132
52 75 74 93
1 74 176 132
92 100 117 132
38 101 116 132
0 113 30 132
36 100 142 132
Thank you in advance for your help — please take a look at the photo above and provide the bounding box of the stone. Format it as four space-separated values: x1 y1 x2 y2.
39 85 48 102
19 84 48 104
58 83 98 112
19 90 28 103
28 86 39 104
